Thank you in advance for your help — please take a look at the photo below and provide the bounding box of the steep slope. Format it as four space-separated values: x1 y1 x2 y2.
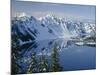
40 15 71 38
11 14 96 44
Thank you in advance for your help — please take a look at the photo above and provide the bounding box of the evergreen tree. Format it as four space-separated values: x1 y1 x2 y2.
11 35 22 74
27 52 37 73
38 48 49 72
51 43 62 72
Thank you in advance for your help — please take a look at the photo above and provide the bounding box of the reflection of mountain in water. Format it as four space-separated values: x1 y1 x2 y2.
12 38 96 74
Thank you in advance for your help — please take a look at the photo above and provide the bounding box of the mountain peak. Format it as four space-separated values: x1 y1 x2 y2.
17 12 27 18
13 13 31 21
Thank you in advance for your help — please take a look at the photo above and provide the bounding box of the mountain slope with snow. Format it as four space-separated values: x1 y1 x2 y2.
11 14 96 45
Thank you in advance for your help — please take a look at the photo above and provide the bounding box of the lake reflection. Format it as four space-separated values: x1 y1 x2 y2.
36 39 96 71
14 38 96 73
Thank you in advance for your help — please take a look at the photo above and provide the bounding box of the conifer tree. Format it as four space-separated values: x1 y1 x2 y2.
51 43 62 72
38 48 49 72
27 52 37 73
11 35 21 74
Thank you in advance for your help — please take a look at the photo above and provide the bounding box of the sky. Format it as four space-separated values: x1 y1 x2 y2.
11 0 96 20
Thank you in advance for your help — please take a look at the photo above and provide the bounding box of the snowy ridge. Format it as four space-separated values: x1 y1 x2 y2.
11 14 96 45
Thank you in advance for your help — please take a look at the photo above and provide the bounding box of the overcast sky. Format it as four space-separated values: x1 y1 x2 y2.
11 0 96 20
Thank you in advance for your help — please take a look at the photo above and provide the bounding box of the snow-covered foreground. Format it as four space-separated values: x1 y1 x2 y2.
11 38 96 73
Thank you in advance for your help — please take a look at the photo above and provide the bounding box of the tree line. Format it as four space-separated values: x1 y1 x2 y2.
11 36 63 74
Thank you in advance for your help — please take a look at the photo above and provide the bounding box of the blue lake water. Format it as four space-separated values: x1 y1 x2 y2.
59 45 96 71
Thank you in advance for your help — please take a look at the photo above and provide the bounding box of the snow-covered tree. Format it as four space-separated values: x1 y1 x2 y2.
27 52 37 73
38 48 49 72
11 35 22 74
51 43 62 72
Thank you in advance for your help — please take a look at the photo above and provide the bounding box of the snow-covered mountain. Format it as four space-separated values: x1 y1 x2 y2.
11 14 96 45
11 14 96 73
